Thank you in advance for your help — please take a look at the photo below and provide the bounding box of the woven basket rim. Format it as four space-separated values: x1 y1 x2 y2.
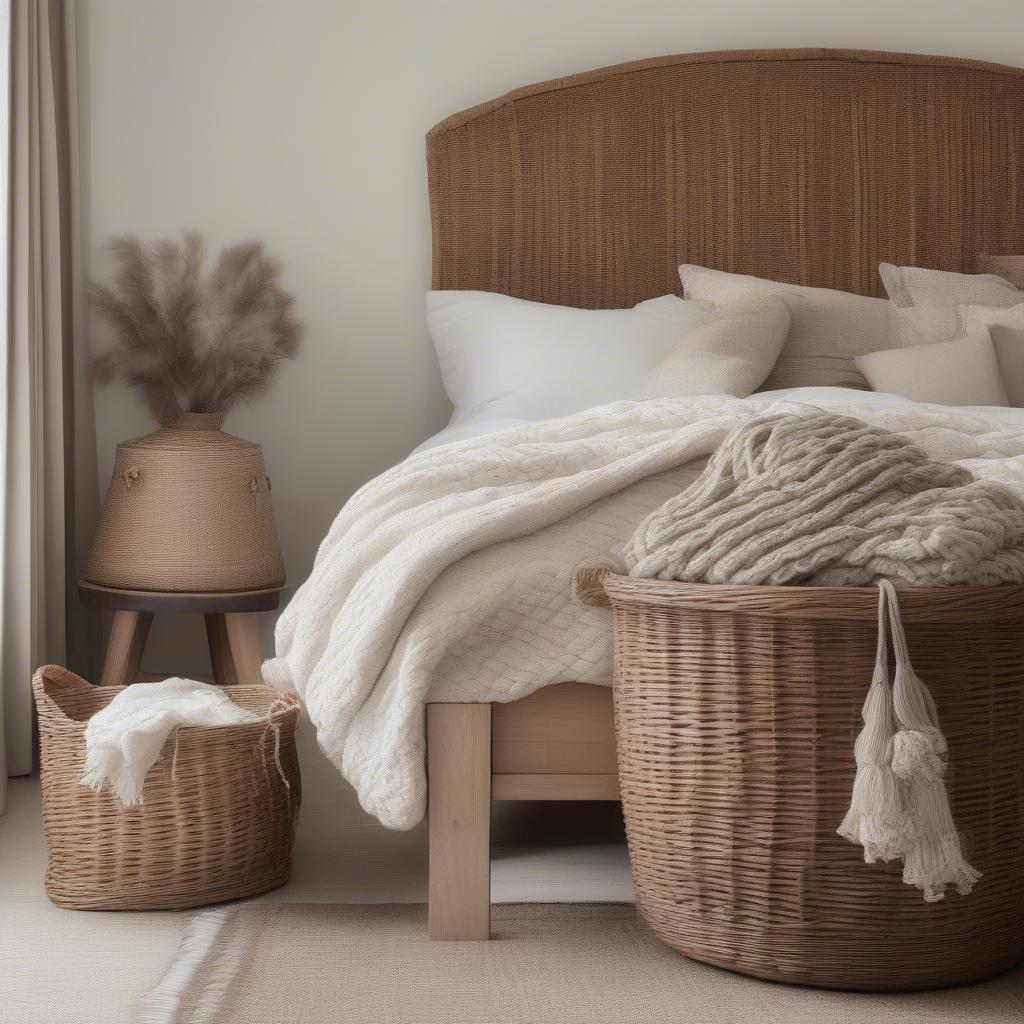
32 665 300 732
577 568 1024 622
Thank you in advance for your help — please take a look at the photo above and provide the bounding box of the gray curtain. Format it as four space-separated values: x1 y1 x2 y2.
3 0 99 814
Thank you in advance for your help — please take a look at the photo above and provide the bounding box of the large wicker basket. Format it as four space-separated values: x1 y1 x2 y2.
34 665 301 911
579 570 1024 991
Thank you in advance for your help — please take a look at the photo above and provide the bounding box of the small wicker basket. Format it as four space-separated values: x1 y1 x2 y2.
34 665 301 911
579 569 1024 991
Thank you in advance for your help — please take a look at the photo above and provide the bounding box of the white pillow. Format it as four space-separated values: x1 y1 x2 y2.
879 263 1021 347
679 265 895 390
854 326 1008 407
426 291 707 423
639 291 789 399
960 302 1024 406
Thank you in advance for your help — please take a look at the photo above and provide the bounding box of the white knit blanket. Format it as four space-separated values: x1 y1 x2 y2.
264 396 1024 829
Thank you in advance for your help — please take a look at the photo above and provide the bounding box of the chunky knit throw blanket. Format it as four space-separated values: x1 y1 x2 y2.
623 411 1024 587
623 411 1024 901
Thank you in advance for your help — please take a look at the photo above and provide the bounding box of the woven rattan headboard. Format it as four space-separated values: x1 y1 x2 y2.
427 48 1024 306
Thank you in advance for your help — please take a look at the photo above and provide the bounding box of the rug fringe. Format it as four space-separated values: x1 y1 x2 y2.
132 906 259 1024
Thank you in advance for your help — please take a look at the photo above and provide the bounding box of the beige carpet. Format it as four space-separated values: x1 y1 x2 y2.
0 776 633 1024
133 904 1024 1024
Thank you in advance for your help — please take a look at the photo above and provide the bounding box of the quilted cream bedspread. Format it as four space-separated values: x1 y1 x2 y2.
263 396 1024 829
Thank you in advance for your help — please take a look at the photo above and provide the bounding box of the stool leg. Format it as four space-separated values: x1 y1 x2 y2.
224 613 264 686
204 613 238 685
100 610 154 687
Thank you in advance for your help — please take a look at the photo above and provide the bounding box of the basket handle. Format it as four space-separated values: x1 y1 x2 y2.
31 665 96 717
576 566 613 608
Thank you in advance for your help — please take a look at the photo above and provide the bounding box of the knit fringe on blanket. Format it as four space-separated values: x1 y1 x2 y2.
623 410 1024 901
81 678 260 806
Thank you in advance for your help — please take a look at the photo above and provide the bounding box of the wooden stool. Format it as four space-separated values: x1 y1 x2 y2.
79 581 284 688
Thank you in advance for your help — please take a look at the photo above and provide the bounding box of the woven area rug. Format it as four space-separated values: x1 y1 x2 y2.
133 903 1024 1024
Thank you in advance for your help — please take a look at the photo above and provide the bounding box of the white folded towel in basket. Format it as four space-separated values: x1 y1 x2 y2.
81 678 259 806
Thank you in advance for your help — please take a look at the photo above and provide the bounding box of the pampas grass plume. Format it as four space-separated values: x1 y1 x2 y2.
90 231 304 420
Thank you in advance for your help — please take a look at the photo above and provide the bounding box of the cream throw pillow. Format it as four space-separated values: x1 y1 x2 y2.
978 255 1024 290
960 302 1024 406
639 291 789 399
879 263 1020 347
679 265 895 390
854 326 1008 407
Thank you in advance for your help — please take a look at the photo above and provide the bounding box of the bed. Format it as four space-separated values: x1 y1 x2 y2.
418 47 1024 939
265 47 1024 940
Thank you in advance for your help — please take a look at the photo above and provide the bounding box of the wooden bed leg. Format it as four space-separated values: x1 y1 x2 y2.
427 703 491 940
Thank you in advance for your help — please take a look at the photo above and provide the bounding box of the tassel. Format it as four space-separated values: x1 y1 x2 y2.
902 801 982 902
892 729 945 784
881 580 980 901
837 584 912 862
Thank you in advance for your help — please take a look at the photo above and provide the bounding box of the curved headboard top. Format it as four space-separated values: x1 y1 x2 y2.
427 48 1024 307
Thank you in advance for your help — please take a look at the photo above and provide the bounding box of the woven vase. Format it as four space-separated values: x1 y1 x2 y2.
84 412 285 594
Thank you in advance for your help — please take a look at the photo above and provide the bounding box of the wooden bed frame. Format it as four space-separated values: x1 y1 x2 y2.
423 47 1024 939
427 682 618 939
425 684 614 937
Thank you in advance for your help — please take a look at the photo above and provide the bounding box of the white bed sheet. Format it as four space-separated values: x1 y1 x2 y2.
413 388 1024 455
410 416 535 454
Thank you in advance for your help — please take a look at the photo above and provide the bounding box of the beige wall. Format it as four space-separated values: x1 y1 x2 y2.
79 0 1022 677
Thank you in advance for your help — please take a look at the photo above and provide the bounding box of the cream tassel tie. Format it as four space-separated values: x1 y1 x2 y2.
881 580 981 901
837 584 912 863
838 581 980 901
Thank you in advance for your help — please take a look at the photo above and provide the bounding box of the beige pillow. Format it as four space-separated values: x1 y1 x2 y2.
679 265 895 390
978 255 1024 290
960 302 1024 406
855 326 1008 407
879 263 1020 347
639 291 789 399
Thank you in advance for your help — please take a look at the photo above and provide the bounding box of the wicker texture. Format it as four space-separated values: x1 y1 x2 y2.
429 49 1024 307
590 572 1024 991
84 413 285 593
34 665 301 911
